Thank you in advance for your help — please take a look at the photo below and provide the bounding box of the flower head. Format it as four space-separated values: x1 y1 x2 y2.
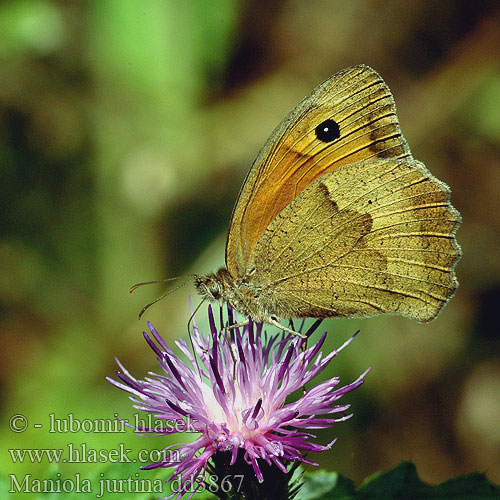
108 306 369 499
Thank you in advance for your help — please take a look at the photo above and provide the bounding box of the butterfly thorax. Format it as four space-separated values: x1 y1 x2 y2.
194 267 278 322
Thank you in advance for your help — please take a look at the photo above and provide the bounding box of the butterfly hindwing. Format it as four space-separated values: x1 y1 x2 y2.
250 158 461 322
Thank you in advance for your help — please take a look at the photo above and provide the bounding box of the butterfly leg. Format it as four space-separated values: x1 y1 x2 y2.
268 317 307 338
224 329 238 382
226 319 250 331
219 305 224 332
224 320 249 381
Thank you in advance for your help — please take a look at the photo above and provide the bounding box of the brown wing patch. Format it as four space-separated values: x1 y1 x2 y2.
250 158 461 322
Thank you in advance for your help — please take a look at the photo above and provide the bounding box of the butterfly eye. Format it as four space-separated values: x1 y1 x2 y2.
315 119 340 142
209 283 221 299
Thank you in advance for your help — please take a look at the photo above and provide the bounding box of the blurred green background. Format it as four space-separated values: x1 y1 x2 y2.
1 0 500 498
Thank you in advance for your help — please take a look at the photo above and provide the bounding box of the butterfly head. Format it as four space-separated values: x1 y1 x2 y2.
193 268 234 303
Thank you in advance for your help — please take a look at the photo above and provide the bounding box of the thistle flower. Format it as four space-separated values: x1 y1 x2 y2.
108 306 369 499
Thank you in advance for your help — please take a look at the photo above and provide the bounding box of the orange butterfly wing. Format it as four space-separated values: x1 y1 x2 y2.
225 65 412 278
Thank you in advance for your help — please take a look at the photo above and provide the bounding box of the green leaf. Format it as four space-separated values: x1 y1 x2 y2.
301 462 499 500
358 461 499 499
300 470 355 500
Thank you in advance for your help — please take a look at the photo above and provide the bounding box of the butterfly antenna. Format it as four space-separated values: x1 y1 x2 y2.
133 279 190 320
129 276 190 293
187 297 207 340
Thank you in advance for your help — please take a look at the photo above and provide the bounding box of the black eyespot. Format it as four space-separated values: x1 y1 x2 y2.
315 119 340 142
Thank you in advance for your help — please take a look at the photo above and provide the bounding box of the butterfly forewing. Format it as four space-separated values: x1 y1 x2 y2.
250 158 461 322
226 65 412 277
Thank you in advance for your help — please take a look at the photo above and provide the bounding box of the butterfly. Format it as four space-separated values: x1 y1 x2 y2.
193 65 462 334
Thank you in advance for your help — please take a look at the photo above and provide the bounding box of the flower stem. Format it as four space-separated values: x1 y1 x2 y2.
208 450 302 500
